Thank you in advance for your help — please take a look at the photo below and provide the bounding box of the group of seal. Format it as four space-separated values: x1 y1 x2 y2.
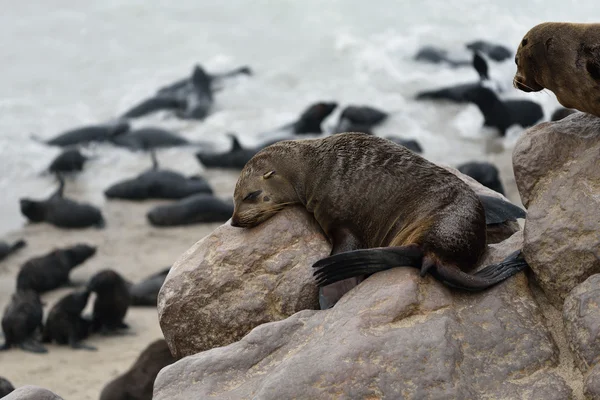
415 47 544 136
231 133 528 309
1 238 140 353
414 39 512 67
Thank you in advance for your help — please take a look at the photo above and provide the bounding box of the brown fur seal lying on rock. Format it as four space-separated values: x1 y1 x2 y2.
231 133 528 309
514 22 600 118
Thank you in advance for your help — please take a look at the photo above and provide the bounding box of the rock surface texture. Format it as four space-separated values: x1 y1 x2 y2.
564 274 600 374
155 232 574 400
514 112 600 306
158 206 331 359
3 385 64 400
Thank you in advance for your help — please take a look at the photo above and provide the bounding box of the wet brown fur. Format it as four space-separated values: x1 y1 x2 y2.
232 133 487 277
514 22 600 117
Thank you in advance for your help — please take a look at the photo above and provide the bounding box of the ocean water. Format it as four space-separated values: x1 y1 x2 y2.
0 0 597 235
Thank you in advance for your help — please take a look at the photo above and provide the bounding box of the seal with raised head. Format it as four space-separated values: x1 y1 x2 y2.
16 244 96 293
513 22 600 118
87 269 131 334
42 289 96 350
20 175 105 229
99 339 175 400
230 133 528 309
1 289 46 353
0 239 26 262
47 148 91 174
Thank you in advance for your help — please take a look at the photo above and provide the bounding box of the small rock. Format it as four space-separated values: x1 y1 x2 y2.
513 112 600 306
3 385 64 400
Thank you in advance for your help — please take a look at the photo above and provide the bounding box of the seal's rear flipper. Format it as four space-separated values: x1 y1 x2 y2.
19 340 48 354
428 250 528 291
312 245 423 287
478 194 526 225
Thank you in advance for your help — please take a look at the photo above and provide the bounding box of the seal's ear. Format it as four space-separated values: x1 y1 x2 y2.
263 170 276 179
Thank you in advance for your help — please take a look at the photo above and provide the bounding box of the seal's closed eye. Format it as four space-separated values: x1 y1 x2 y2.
243 190 263 201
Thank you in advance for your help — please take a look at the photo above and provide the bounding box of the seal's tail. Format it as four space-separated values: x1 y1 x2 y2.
313 245 423 286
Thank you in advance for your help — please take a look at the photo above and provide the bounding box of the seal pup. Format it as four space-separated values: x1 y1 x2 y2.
47 148 90 174
16 244 96 293
157 65 252 97
466 40 512 62
415 52 495 103
41 289 96 350
20 175 105 229
457 161 505 195
413 45 472 67
195 134 286 170
88 269 131 334
36 121 130 147
0 239 26 262
463 86 543 136
99 339 175 400
119 97 186 119
291 102 338 134
129 268 170 306
104 152 212 200
333 105 388 134
146 194 234 227
0 377 15 397
1 289 46 353
110 127 190 151
230 133 528 310
513 22 600 117
550 107 577 121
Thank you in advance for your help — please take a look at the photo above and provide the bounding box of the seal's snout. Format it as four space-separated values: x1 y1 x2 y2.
514 76 533 92
230 215 241 227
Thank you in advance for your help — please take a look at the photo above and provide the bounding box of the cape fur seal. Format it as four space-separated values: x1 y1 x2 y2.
333 105 388 134
195 134 286 170
110 127 191 151
16 244 96 293
37 121 130 147
104 151 212 200
1 289 46 353
230 133 528 309
99 339 175 400
20 175 105 229
0 239 26 262
88 269 131 333
513 22 600 118
47 148 90 174
128 268 170 306
457 161 505 195
42 290 95 350
0 377 15 397
146 194 233 227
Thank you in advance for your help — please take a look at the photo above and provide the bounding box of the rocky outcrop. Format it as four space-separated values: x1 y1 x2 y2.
155 232 572 400
513 112 600 306
158 206 331 358
3 385 64 400
564 274 600 373
585 364 600 400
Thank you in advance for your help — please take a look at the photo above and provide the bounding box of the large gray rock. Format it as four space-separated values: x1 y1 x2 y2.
155 232 571 400
513 112 600 306
3 386 64 400
158 206 331 358
564 274 600 373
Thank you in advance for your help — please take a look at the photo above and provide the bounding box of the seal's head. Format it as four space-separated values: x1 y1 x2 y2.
513 27 546 93
231 152 299 228
19 199 46 222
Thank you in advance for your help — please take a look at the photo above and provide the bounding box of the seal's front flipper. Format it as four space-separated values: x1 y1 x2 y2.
478 194 526 225
19 340 48 354
313 245 423 287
